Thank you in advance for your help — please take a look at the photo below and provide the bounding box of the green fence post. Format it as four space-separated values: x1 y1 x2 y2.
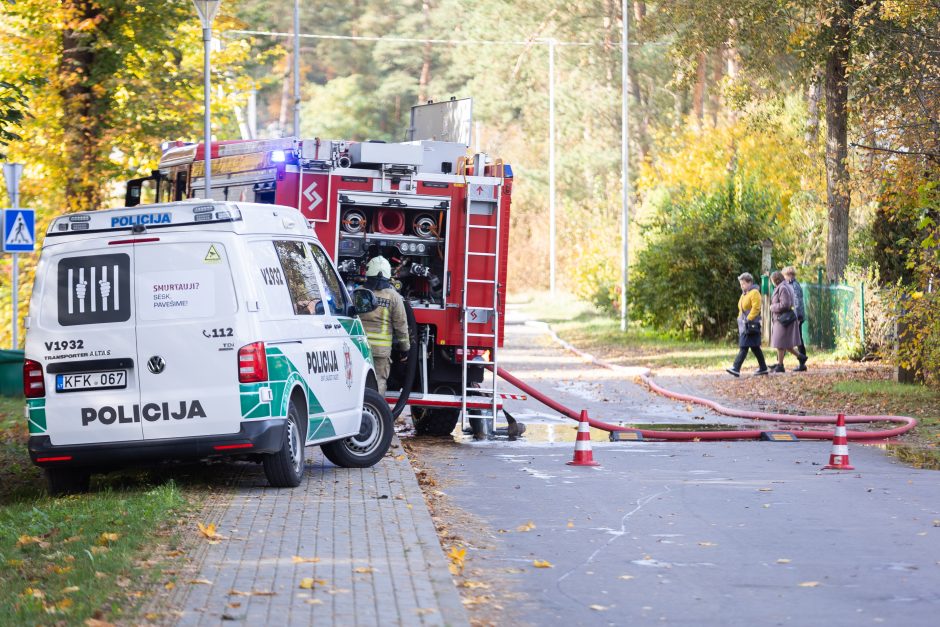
859 281 866 353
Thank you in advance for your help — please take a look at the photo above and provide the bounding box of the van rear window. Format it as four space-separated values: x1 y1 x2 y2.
57 254 132 326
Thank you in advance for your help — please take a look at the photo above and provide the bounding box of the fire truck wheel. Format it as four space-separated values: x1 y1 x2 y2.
321 388 393 468
263 398 307 488
412 407 460 437
45 467 91 496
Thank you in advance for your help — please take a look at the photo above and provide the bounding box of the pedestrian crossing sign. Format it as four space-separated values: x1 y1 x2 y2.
3 208 35 253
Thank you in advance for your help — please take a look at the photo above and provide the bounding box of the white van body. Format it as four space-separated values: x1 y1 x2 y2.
25 200 391 492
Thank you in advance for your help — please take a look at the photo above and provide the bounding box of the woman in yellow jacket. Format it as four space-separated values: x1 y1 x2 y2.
726 272 769 376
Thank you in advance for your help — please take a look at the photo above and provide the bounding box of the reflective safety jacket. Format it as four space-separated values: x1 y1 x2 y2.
359 287 410 356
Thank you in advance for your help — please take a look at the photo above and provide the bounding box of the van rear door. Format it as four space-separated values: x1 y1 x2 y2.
36 244 143 445
134 239 242 440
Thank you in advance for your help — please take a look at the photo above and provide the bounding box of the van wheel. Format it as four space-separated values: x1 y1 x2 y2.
321 388 393 468
45 468 90 496
263 399 306 487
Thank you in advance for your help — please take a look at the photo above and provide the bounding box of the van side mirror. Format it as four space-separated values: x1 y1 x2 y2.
346 304 359 318
352 288 377 314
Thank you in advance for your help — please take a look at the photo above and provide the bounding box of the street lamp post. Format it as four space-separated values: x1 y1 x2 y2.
193 0 221 200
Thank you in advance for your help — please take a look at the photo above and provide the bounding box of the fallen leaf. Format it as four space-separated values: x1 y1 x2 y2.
447 546 467 575
698 542 718 547
164 582 176 590
291 556 320 563
52 565 72 574
798 581 820 587
189 579 213 585
354 567 375 574
758 488 773 492
197 522 226 541
85 619 116 627
776 559 791 564
299 578 315 590
460 580 490 589
227 602 242 609
395 455 406 461
16 535 42 547
567 521 574 529
516 521 536 532
97 532 121 545
590 604 609 611
462 595 492 606
532 560 554 568
228 589 277 596
618 575 635 580
62 586 80 593
24 587 44 599
305 599 323 605
414 608 436 615
89 546 109 555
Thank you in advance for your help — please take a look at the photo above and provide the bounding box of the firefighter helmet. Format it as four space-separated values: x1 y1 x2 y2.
365 256 391 278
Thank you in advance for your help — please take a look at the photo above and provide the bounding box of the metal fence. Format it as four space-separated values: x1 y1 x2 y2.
761 271 865 351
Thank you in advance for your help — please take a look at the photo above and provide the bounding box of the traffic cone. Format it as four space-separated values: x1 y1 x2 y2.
823 413 855 470
567 410 600 467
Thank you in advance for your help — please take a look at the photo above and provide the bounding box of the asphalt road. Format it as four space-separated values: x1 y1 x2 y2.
409 308 940 626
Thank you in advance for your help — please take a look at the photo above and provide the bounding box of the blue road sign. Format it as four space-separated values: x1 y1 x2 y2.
3 208 35 253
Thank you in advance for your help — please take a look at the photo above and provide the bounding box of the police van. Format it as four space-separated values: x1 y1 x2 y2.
24 200 391 494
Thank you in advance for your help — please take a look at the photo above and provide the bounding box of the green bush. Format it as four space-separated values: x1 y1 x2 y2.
629 178 789 339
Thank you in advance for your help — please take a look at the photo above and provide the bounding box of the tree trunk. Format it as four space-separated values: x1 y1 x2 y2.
824 1 855 282
805 68 822 146
59 1 105 212
418 1 432 103
709 48 724 126
693 52 706 126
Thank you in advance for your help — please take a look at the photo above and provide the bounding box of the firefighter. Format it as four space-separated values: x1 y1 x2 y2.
360 256 410 396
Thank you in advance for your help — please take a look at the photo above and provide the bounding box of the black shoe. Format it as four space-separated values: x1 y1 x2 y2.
755 367 769 375
771 364 785 373
725 367 741 377
798 353 808 366
794 364 807 372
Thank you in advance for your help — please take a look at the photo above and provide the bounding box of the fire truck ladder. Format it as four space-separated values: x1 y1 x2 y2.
460 155 503 434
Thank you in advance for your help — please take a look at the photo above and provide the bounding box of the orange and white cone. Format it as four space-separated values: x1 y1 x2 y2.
567 410 600 467
823 413 855 470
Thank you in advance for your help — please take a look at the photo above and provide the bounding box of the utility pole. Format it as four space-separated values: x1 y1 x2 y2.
548 38 556 296
193 0 221 199
293 0 301 136
619 0 631 331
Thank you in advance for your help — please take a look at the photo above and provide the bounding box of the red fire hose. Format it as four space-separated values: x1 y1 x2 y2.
487 365 917 442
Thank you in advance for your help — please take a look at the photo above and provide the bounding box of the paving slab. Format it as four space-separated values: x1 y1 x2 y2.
169 440 467 627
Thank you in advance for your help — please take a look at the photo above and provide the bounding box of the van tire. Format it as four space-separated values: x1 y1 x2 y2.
263 399 306 488
321 388 393 468
45 468 90 496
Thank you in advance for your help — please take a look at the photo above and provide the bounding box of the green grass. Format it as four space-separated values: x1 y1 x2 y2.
0 395 189 624
832 380 940 402
511 290 838 370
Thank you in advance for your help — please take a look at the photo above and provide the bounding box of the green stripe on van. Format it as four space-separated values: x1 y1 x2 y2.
339 318 373 364
27 399 46 435
240 348 334 442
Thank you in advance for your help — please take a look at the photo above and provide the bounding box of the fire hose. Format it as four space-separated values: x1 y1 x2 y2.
486 365 917 442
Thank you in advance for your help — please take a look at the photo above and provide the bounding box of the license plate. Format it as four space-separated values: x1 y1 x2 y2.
56 370 127 392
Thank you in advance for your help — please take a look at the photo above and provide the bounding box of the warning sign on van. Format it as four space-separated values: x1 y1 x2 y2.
140 270 215 320
204 245 222 263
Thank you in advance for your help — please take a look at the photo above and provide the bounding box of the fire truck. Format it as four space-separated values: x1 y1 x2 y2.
125 100 517 437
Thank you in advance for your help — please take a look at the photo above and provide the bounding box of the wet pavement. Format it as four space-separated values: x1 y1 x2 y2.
409 305 940 626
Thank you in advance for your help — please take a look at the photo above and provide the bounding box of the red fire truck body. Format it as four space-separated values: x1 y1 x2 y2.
126 134 512 435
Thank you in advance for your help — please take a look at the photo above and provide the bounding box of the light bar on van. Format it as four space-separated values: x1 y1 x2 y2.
270 149 287 163
69 215 91 222
192 205 215 214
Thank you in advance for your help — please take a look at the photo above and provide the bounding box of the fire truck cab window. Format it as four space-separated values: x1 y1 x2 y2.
273 240 325 316
308 243 351 317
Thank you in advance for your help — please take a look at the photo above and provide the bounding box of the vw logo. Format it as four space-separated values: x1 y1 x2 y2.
147 356 166 374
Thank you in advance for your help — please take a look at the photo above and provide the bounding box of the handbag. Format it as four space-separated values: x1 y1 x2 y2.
744 320 761 335
777 309 797 325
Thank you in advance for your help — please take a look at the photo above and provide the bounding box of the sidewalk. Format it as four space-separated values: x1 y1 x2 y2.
167 438 467 626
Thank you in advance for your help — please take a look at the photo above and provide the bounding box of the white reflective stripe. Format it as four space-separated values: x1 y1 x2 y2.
831 445 849 455
575 440 592 451
835 426 847 436
578 422 591 432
